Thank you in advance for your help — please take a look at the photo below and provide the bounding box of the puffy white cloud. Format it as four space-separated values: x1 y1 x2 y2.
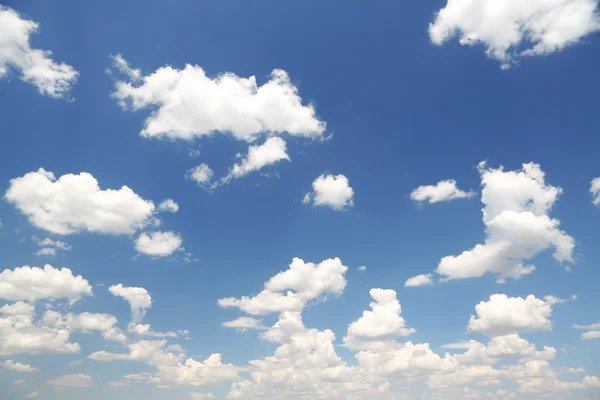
226 137 290 180
303 174 354 211
109 284 152 323
128 323 178 338
190 393 215 399
158 199 179 213
435 162 574 282
0 265 92 302
405 273 434 287
0 301 35 316
110 54 141 82
222 317 266 332
5 169 156 235
591 177 600 206
47 374 92 388
111 57 325 141
410 180 475 204
135 231 182 257
1 360 39 373
573 321 600 339
42 310 125 343
345 289 415 346
187 164 214 188
468 294 552 337
89 340 240 387
34 237 72 257
0 6 78 97
218 257 347 315
357 265 367 271
584 375 600 388
429 0 600 68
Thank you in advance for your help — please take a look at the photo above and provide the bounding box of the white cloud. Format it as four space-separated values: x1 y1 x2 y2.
434 162 574 282
109 284 152 324
34 237 72 257
25 392 40 399
190 393 214 399
111 57 325 141
468 294 552 337
187 164 214 188
410 179 475 204
111 54 141 82
0 6 78 97
573 321 600 340
303 174 354 211
42 310 125 343
405 273 434 287
225 136 290 181
135 231 182 257
358 265 367 271
222 317 266 332
128 323 178 338
584 375 600 388
591 177 600 206
0 301 35 316
5 169 156 235
47 374 92 388
158 199 179 213
218 257 347 315
345 289 415 346
0 265 92 302
429 0 600 68
543 294 576 306
2 360 39 373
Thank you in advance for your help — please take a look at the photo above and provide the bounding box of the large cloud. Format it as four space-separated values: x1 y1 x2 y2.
0 6 78 98
429 0 600 68
111 55 325 141
434 162 574 283
135 231 183 257
5 169 156 235
0 265 92 303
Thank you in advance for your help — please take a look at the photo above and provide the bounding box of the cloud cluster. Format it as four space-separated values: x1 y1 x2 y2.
303 174 355 211
429 0 600 68
0 6 78 97
410 179 475 204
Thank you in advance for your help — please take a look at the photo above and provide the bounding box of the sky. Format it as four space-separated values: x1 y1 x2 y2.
1 0 600 399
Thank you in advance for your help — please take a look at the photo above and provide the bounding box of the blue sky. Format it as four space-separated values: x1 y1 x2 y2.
1 0 600 399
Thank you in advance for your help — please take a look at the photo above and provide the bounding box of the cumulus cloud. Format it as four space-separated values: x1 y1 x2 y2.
158 199 179 213
0 265 92 302
225 136 290 181
110 56 325 141
47 374 92 388
429 0 600 68
591 177 600 206
222 317 266 332
468 294 553 337
543 294 576 306
2 360 39 373
218 257 347 315
0 301 35 316
410 179 475 204
135 231 182 257
42 310 125 343
432 162 574 283
405 273 434 287
345 289 415 346
573 321 600 340
33 237 72 257
5 169 156 235
0 6 78 97
190 393 214 400
109 284 152 324
187 164 214 188
303 174 354 211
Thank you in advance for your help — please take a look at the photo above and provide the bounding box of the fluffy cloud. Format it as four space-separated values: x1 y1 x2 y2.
410 179 475 204
573 321 600 340
303 174 354 211
5 169 156 235
591 177 600 206
405 273 434 287
0 301 35 316
226 137 290 180
222 317 266 332
434 162 574 282
345 289 415 346
89 340 240 387
468 294 552 337
47 374 92 388
543 294 576 306
0 6 78 97
111 57 325 141
187 164 214 188
34 237 72 257
158 199 179 213
218 257 347 315
429 0 600 68
128 323 179 338
135 231 183 257
2 360 39 373
109 284 152 323
0 265 92 302
42 310 125 343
